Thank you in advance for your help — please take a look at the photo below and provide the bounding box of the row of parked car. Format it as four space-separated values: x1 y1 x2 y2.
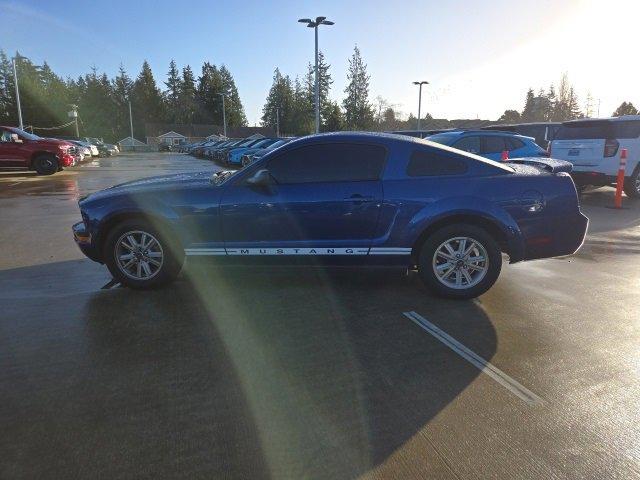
181 136 295 167
56 136 120 161
0 125 121 175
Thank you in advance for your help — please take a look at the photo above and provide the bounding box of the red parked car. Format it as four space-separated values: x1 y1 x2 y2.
0 126 76 175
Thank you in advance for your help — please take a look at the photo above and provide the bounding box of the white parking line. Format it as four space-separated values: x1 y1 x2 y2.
403 311 543 406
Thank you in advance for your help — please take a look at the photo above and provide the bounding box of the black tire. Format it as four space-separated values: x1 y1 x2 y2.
623 165 640 198
103 219 184 289
417 223 502 299
33 154 59 175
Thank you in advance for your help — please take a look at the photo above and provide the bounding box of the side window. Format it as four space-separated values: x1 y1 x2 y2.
0 130 12 142
452 136 480 154
482 136 506 154
505 137 525 151
267 143 387 184
407 150 468 177
613 121 640 139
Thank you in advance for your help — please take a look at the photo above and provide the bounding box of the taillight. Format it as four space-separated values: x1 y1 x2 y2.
604 139 619 157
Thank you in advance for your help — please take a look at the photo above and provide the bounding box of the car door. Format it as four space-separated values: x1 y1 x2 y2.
0 129 27 167
220 142 386 257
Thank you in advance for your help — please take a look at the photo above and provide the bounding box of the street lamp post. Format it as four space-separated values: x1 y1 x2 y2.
275 107 280 137
12 56 24 130
217 93 227 138
412 81 429 131
298 16 334 134
128 100 134 140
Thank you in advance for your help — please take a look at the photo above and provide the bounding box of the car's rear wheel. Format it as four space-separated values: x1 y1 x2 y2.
103 219 183 289
33 154 59 175
623 165 640 198
417 224 502 299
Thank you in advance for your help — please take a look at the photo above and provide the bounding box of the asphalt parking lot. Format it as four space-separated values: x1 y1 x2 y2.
1 153 639 479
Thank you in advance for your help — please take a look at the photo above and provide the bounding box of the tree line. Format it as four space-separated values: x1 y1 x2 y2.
498 73 638 124
0 50 247 142
0 47 637 142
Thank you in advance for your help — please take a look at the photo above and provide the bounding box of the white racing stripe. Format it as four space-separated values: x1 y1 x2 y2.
403 311 543 406
184 246 412 256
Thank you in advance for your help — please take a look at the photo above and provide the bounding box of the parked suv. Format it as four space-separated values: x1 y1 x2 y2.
0 126 76 175
427 130 548 161
549 116 640 197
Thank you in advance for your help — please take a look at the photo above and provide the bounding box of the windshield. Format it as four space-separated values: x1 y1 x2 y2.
12 129 41 141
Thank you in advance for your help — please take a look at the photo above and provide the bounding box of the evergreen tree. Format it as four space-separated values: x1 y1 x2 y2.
521 88 535 122
498 110 521 123
176 65 196 124
545 85 556 121
612 101 639 116
130 60 165 139
164 60 181 123
77 69 117 139
291 75 313 135
261 68 296 135
0 50 15 123
112 64 133 139
219 65 247 127
323 101 344 132
342 46 375 130
195 62 222 124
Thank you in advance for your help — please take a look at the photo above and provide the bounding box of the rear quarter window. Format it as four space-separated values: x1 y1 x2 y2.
407 150 468 177
613 121 640 139
556 122 613 140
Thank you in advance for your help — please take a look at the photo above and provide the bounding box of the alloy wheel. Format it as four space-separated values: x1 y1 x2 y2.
114 230 164 280
432 236 489 289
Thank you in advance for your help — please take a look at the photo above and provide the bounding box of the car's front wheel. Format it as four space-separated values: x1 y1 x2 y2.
623 165 640 198
33 154 59 175
103 220 184 289
417 224 502 299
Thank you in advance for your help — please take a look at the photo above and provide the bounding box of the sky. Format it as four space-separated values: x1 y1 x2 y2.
2 0 638 126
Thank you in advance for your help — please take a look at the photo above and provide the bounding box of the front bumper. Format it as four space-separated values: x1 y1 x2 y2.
73 221 102 262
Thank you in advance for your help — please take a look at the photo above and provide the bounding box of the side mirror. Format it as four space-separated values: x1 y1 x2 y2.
246 169 274 187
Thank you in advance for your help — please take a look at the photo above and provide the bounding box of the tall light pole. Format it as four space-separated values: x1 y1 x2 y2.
12 56 24 130
298 16 334 134
128 100 134 140
68 104 79 137
216 93 227 138
413 81 429 131
275 107 280 137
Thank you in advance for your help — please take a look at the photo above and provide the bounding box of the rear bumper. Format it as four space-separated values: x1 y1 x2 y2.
522 211 589 260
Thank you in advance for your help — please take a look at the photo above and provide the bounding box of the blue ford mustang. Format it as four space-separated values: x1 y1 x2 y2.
73 132 588 298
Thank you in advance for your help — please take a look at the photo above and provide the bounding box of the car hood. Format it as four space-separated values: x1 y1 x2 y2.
82 171 214 202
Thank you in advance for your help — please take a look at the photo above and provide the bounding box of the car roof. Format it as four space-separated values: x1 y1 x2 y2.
562 115 640 125
431 129 531 138
275 131 514 172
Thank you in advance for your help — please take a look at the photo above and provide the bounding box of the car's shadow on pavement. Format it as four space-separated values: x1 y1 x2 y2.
1 261 497 479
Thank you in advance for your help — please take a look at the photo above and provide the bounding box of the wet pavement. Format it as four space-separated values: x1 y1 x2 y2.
1 154 639 479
